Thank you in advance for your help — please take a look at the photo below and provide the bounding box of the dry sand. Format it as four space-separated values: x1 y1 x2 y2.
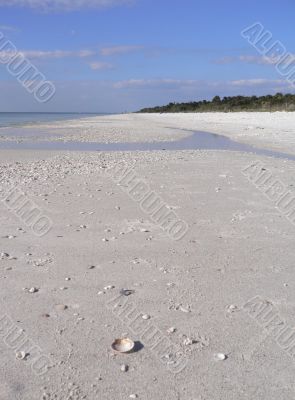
1 113 295 400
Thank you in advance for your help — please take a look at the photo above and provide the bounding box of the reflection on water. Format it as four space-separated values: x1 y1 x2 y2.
0 130 295 162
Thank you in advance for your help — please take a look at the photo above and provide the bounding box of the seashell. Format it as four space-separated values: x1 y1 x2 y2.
214 353 227 361
141 314 150 320
0 252 9 258
15 351 27 360
179 305 191 313
120 289 135 297
167 327 176 334
104 285 114 290
55 304 68 311
120 364 128 372
129 395 138 399
29 287 38 293
226 304 238 313
111 338 135 353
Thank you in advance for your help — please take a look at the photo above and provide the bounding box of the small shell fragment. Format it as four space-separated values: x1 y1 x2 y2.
120 289 135 297
104 285 115 290
167 327 176 334
179 305 191 313
214 353 227 361
226 304 238 313
55 304 68 311
120 364 128 372
111 338 135 353
29 287 38 293
141 314 150 320
15 351 27 360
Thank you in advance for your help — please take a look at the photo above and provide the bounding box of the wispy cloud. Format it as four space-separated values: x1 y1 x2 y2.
0 0 134 12
215 54 295 66
0 46 144 61
229 79 286 87
89 61 113 70
113 78 293 91
0 49 97 59
0 24 19 32
100 45 144 56
113 79 202 89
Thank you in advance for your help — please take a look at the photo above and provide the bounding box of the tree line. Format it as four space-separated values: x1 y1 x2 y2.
138 93 295 113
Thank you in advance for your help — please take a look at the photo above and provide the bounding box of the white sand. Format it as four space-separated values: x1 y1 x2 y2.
1 112 295 155
141 112 295 154
1 113 295 399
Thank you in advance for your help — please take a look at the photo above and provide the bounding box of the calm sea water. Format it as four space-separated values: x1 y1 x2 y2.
0 112 105 128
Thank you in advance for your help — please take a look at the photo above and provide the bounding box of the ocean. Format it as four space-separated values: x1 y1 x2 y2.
0 112 105 128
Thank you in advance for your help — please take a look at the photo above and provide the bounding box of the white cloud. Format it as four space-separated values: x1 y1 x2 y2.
89 61 113 70
229 79 286 87
100 45 144 56
0 0 134 12
215 55 295 66
0 49 97 59
0 24 19 32
113 79 202 89
113 78 293 91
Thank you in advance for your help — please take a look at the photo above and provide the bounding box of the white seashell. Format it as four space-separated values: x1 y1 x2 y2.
29 287 38 293
183 338 193 346
15 351 26 360
167 327 176 334
129 395 138 399
179 305 190 313
227 304 238 313
111 338 135 353
214 353 227 361
141 314 150 320
120 364 128 372
0 252 9 258
104 285 114 290
55 304 68 311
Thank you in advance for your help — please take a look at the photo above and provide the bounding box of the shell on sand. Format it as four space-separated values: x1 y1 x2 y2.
15 351 26 360
111 338 135 353
214 353 227 361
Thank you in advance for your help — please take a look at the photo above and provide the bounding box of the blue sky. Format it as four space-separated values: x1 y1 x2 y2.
0 0 294 112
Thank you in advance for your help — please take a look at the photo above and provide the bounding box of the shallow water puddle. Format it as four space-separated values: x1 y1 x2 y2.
0 130 295 162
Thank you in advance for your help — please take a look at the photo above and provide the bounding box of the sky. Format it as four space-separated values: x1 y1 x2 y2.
0 0 294 112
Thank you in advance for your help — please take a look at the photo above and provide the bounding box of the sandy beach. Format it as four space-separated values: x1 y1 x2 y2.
1 113 295 400
1 111 295 155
